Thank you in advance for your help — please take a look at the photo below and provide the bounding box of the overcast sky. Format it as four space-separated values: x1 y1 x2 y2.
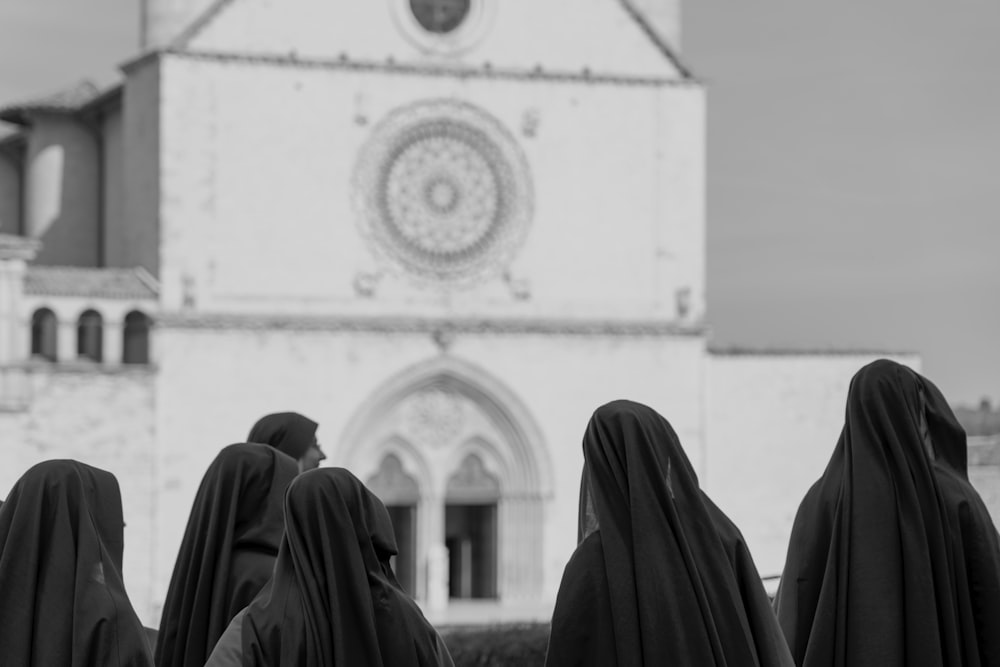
0 0 996 405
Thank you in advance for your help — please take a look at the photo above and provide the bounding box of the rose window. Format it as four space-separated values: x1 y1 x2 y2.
354 100 533 286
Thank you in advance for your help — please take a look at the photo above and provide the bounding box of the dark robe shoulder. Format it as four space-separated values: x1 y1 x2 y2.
545 531 616 667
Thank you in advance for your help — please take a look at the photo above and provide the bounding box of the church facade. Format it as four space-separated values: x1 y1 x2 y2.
0 0 927 625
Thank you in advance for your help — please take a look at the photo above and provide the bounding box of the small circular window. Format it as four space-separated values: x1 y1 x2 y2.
410 0 470 34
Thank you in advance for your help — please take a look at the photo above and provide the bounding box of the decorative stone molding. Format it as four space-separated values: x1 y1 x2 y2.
164 50 699 89
353 271 382 298
336 355 551 604
353 99 533 288
520 108 540 139
0 234 41 262
367 453 421 503
431 327 456 352
446 453 500 501
402 387 467 450
159 311 706 338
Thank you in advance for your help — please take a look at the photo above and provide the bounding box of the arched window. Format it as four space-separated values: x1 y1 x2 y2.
76 310 103 362
445 454 500 600
122 311 151 365
30 308 57 362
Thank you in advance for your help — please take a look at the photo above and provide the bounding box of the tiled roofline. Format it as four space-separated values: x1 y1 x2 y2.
0 81 102 126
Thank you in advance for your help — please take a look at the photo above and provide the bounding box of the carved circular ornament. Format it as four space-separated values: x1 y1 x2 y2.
389 0 495 55
404 387 466 448
354 100 533 287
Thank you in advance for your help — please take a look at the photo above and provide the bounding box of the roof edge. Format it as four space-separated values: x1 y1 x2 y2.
708 346 921 358
619 0 695 80
0 81 102 126
169 0 235 49
166 0 700 82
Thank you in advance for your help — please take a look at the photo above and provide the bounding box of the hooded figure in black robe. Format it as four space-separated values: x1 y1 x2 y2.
206 467 453 666
0 460 153 666
155 442 298 667
774 359 1000 667
247 411 324 469
546 400 794 667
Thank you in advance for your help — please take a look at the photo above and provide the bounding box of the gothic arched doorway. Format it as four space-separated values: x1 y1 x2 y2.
338 357 551 613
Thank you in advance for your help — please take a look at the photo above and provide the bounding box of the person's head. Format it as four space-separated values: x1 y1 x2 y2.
0 460 153 666
247 412 325 472
846 359 967 474
298 435 327 473
285 467 397 562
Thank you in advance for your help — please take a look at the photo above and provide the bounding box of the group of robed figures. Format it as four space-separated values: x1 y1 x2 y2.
0 359 997 666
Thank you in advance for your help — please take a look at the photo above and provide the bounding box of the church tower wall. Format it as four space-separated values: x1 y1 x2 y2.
0 150 21 233
99 108 126 268
24 116 101 266
154 54 705 324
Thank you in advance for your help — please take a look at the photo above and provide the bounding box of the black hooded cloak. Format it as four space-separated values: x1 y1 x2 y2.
247 412 319 460
774 359 1000 667
155 442 298 667
0 460 153 666
545 400 794 667
238 467 454 666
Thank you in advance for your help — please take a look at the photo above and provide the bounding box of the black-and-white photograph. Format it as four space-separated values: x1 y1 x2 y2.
0 0 997 665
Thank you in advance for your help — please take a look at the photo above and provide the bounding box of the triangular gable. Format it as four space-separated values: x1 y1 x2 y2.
172 0 691 81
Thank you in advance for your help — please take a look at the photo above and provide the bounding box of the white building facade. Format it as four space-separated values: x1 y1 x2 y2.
0 0 941 626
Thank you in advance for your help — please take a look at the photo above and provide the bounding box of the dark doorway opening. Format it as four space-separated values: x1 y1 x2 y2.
445 503 497 599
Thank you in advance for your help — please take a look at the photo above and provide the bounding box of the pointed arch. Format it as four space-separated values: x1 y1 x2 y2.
336 355 552 604
360 435 434 501
337 355 552 498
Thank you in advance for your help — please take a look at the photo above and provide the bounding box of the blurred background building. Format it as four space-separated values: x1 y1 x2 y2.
1 0 991 627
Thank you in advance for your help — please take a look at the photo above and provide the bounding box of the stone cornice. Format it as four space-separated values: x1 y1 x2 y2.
163 49 701 88
0 234 41 262
708 346 920 358
160 312 706 337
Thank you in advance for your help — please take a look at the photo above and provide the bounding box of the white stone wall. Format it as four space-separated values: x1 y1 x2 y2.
969 436 1000 528
705 352 922 577
185 0 683 79
155 54 705 322
152 323 706 619
0 368 157 623
971 466 1000 528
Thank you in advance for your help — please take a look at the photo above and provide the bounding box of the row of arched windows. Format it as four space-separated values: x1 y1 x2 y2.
30 308 152 365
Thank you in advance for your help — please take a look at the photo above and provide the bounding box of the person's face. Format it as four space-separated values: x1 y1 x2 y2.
298 437 326 473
